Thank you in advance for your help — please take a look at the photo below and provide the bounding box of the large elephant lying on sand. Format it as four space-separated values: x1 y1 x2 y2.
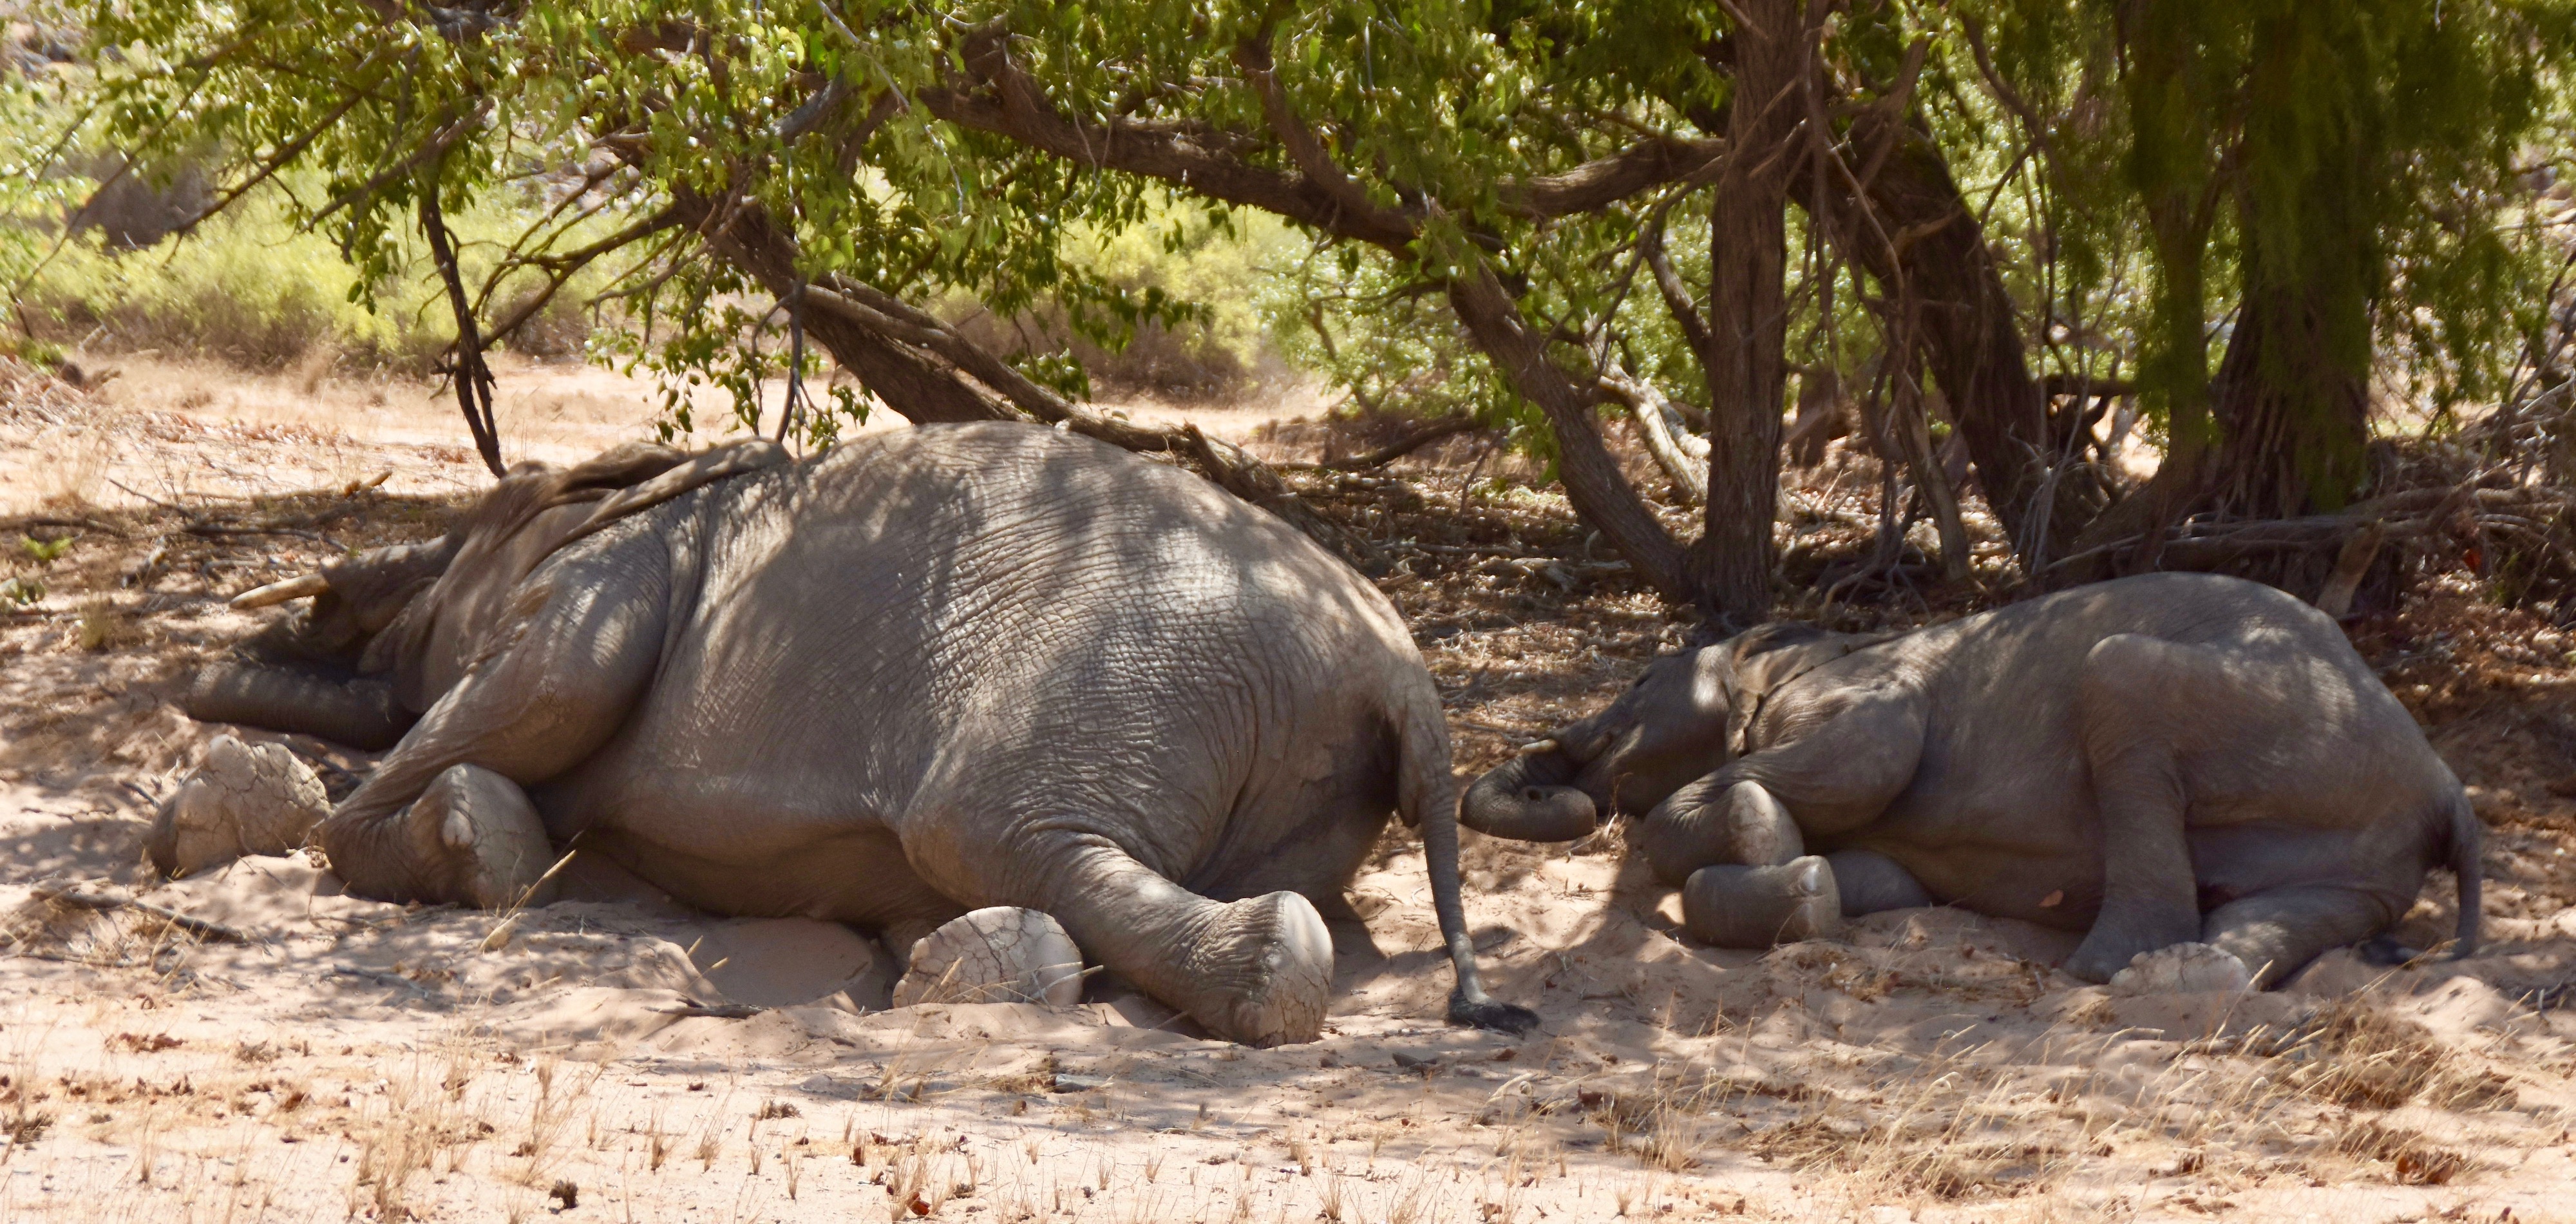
1461 573 2480 987
164 423 1535 1046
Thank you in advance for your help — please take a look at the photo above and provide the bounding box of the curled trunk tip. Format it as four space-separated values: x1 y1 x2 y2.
1459 754 1600 843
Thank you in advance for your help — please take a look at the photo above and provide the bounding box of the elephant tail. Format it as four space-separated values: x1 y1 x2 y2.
2446 786 2483 961
1397 700 1537 1036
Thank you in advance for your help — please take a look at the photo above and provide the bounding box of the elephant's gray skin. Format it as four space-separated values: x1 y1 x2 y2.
169 424 1537 1046
1461 573 2481 988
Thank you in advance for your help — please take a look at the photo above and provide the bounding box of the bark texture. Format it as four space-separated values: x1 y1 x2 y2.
1691 0 1808 620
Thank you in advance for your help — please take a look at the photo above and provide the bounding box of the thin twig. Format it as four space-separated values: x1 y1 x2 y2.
30 883 258 945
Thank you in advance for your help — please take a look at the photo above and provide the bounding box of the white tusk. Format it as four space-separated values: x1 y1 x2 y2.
229 573 330 609
1514 738 1558 756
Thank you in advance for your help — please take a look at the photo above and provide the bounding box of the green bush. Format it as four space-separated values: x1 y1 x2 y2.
945 200 1304 403
22 182 403 367
15 168 617 374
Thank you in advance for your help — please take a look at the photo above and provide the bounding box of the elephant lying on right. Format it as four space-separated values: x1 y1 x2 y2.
1462 573 2481 987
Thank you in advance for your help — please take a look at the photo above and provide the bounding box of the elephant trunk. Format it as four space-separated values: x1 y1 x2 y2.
182 662 416 751
1460 751 1601 842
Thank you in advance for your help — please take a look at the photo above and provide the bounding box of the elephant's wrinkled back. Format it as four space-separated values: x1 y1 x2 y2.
559 422 1420 887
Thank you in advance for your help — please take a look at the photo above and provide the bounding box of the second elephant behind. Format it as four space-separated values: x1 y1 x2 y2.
1462 572 2479 986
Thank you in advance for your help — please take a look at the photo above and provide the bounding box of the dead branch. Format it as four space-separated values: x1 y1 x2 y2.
32 883 258 944
1282 415 1485 472
1597 371 1709 505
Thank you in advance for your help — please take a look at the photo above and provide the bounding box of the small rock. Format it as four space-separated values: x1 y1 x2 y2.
795 1074 862 1099
2107 942 2253 996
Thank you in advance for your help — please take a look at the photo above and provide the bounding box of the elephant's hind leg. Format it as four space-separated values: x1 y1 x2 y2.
2202 886 2396 988
2065 634 2217 982
952 836 1334 1047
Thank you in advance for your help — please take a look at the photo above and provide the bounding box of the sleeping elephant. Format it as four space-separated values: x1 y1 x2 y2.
166 423 1536 1046
1461 573 2481 988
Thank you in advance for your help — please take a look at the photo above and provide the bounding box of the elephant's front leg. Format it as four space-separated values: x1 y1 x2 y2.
1641 689 1926 948
332 763 562 908
319 550 668 907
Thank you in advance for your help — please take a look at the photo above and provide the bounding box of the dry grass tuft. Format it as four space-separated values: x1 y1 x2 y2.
2280 999 2512 1111
2334 1118 2467 1185
346 1069 457 1221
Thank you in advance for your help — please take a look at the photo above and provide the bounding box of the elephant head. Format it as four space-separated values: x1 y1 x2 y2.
1459 623 1871 841
184 441 785 749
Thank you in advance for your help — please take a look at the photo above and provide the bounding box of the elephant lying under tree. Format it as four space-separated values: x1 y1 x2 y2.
1461 573 2479 987
166 424 1536 1046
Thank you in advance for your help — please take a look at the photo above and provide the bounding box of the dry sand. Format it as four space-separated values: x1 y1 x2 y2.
3 356 2575 1222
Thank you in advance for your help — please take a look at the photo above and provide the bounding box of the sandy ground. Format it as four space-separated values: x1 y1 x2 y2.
4 356 2576 1222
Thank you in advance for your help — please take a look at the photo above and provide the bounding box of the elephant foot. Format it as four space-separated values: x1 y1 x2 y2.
893 907 1086 1008
147 735 331 878
2105 942 2253 995
1681 857 1842 948
1643 779 1805 883
2063 904 2204 984
1193 892 1334 1048
407 764 560 910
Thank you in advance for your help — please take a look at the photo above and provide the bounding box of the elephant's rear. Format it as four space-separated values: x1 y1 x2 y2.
1886 572 2466 920
592 423 1435 903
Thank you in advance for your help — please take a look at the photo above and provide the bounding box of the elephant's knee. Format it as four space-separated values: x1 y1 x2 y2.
148 735 332 878
1641 778 1802 885
415 765 560 910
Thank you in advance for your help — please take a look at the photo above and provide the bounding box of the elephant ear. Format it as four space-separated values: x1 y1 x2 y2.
1719 623 1863 754
548 438 792 550
540 441 692 505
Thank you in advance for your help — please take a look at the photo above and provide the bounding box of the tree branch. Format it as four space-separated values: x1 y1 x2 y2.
924 26 1734 248
418 177 506 478
1500 137 1726 218
1444 261 1693 602
1235 35 1416 239
1598 370 1710 505
477 206 682 349
1638 219 1716 368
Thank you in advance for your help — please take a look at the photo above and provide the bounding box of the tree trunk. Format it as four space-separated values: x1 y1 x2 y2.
1690 0 1806 623
653 189 1383 567
676 192 1021 426
1795 111 2097 568
2206 280 2372 521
